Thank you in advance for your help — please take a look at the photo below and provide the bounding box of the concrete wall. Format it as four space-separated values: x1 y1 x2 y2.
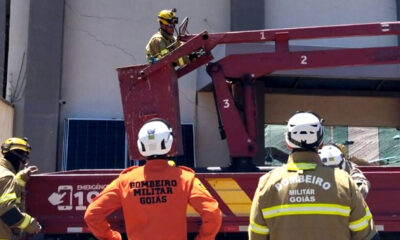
6 0 30 136
61 0 230 121
0 0 6 97
265 93 400 128
22 0 64 173
264 0 398 48
60 0 230 168
6 0 400 170
196 92 230 167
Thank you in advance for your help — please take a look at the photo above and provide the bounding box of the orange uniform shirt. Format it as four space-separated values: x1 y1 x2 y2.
84 160 221 240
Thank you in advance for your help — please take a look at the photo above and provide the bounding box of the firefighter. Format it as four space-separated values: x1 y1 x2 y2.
0 137 41 239
146 8 183 64
248 112 379 240
319 143 371 198
84 119 222 240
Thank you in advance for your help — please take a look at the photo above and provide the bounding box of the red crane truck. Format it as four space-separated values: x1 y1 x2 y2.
26 21 400 239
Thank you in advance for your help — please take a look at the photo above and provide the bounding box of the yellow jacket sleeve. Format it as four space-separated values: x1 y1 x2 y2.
0 176 18 216
249 174 270 240
348 177 378 240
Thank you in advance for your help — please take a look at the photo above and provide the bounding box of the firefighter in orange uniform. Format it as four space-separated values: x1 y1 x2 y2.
248 112 379 240
0 137 42 239
84 119 222 240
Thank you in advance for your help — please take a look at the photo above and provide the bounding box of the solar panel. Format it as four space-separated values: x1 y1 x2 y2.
63 120 195 170
62 119 126 170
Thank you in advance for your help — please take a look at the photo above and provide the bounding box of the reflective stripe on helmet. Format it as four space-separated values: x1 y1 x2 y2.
349 207 372 232
262 203 350 219
249 220 269 235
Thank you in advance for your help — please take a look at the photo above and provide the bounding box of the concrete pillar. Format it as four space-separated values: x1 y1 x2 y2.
24 0 64 172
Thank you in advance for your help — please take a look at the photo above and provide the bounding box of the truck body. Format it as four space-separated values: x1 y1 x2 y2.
26 22 400 238
26 167 400 236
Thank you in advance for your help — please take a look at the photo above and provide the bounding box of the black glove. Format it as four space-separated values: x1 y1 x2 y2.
189 52 198 61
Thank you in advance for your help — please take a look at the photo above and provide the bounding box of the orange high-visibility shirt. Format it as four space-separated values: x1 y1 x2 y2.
84 160 222 240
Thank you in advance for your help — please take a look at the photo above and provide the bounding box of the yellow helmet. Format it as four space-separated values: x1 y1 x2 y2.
158 8 178 25
1 137 32 155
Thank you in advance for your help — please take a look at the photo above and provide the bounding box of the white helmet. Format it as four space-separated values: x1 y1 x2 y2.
137 119 173 157
318 144 346 169
285 112 324 150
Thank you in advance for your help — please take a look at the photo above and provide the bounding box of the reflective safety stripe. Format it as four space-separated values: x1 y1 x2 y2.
249 220 269 235
16 197 21 204
160 49 169 56
15 175 26 187
366 207 372 221
263 203 350 219
177 57 185 66
349 207 372 232
0 192 17 204
17 214 31 229
287 162 317 171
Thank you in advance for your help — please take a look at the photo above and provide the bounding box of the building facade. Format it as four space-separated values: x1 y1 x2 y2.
1 0 399 172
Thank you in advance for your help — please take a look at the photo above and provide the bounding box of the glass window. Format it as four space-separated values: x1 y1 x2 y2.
264 124 400 166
